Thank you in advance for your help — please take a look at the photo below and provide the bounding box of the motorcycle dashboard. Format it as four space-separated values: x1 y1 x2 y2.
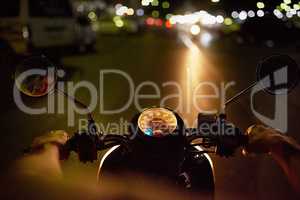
137 107 177 137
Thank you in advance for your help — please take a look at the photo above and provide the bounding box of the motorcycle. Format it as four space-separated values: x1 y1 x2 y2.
17 54 299 198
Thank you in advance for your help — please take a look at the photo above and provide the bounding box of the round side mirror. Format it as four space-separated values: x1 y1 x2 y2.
256 55 300 95
14 56 57 97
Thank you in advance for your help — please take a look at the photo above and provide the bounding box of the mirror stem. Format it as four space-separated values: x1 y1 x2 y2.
56 88 93 121
225 81 257 107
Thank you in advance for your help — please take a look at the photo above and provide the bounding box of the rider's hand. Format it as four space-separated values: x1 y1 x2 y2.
243 125 286 155
244 125 300 193
16 130 69 179
31 130 69 150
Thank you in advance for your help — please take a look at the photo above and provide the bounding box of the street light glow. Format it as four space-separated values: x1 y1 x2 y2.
162 1 170 9
239 11 247 20
165 13 172 19
88 11 97 21
200 32 213 47
274 9 283 19
257 10 264 17
216 15 224 23
136 8 144 16
224 18 233 25
201 14 216 25
127 8 134 16
115 4 122 10
284 0 291 4
190 25 201 35
116 6 128 16
248 10 255 18
151 0 159 6
286 11 293 18
294 4 300 10
231 11 239 19
115 20 124 27
141 0 152 6
152 10 160 18
257 2 265 9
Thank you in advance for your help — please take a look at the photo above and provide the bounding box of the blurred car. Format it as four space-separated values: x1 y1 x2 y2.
75 15 97 52
0 0 77 55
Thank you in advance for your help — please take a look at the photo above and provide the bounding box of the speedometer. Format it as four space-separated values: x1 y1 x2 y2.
138 108 178 137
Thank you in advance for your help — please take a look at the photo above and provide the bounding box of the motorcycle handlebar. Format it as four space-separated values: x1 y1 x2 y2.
23 127 248 162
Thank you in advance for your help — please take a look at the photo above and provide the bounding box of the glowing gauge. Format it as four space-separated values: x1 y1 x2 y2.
138 108 178 137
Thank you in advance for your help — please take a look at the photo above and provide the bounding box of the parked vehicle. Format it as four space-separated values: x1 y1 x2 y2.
0 0 77 54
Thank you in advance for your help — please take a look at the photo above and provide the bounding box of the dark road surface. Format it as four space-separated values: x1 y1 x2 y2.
1 31 300 199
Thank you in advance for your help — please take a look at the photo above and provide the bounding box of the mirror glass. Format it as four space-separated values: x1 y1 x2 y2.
14 56 57 97
256 55 300 94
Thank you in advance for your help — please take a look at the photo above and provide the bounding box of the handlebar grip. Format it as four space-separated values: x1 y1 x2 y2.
59 143 71 160
23 141 72 160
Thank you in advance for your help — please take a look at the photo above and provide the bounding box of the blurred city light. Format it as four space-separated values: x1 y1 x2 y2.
146 17 155 25
179 34 200 52
231 11 239 19
170 13 199 25
294 4 300 10
127 8 134 16
165 20 172 28
190 25 201 35
22 27 29 39
108 0 300 39
115 3 122 10
256 2 265 9
141 0 152 6
257 10 265 17
248 10 255 18
286 11 293 18
116 5 128 16
113 16 124 27
162 1 170 9
200 14 216 25
88 11 97 21
200 32 213 47
115 20 124 27
280 3 287 10
165 14 172 19
239 11 247 20
224 18 233 25
136 8 145 16
274 9 284 19
216 15 224 23
152 10 160 18
155 19 163 26
151 0 159 6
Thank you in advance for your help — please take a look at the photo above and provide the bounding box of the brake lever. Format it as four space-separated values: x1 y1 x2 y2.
60 132 102 163
58 131 131 162
186 125 249 157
